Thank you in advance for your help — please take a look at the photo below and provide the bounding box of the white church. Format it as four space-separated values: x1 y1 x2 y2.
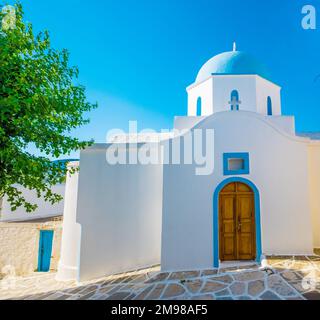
34 46 320 281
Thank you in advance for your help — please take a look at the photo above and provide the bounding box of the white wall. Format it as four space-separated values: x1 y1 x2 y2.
187 75 281 117
266 116 295 135
76 144 163 281
187 78 213 116
0 184 65 222
161 111 314 271
212 75 257 113
56 162 81 281
174 116 207 131
174 115 295 135
256 77 281 115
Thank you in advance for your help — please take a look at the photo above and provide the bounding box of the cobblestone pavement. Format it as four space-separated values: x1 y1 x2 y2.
0 255 319 300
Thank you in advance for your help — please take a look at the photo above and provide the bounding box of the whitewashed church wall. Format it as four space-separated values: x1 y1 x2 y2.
212 75 257 113
265 116 295 135
76 145 163 281
187 75 282 117
161 111 313 271
187 78 213 116
308 144 320 248
174 116 207 131
256 76 282 116
0 184 65 222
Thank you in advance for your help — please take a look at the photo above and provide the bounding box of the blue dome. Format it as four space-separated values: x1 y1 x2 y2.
196 51 269 83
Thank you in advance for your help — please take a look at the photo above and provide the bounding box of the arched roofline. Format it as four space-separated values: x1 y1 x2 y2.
189 110 311 144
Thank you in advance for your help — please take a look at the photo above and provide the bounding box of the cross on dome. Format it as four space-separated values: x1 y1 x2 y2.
233 42 237 52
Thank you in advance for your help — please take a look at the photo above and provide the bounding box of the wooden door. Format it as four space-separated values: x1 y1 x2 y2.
219 182 255 261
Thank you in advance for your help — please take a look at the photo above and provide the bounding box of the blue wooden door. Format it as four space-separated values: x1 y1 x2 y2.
38 230 54 272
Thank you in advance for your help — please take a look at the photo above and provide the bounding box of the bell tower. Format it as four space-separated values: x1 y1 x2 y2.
186 48 282 117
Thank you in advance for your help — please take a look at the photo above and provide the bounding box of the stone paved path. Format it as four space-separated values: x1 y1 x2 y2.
0 255 319 300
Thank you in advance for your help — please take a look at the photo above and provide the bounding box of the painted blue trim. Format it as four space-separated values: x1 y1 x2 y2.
213 177 262 268
223 152 250 175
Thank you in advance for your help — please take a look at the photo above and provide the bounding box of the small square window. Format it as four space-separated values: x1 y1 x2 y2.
223 153 250 175
228 158 245 171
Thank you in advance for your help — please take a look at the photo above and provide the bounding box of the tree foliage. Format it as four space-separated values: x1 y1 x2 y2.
0 3 97 212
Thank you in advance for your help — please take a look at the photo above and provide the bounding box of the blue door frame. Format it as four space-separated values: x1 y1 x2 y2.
213 177 262 268
38 230 54 272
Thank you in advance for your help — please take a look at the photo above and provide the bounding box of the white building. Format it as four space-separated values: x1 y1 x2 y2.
0 159 77 222
0 160 75 276
57 47 320 282
0 183 64 276
0 184 65 222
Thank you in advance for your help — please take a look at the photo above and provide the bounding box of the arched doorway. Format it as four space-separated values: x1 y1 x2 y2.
219 181 256 261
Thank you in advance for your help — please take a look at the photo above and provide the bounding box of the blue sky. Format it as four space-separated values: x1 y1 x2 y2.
10 1 320 157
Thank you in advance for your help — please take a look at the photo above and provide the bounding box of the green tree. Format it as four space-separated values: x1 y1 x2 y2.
0 3 97 212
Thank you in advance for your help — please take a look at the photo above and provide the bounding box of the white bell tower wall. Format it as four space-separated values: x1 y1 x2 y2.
187 75 282 116
256 76 282 115
187 78 213 116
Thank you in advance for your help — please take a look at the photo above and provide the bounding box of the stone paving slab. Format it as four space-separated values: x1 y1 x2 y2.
0 255 320 300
